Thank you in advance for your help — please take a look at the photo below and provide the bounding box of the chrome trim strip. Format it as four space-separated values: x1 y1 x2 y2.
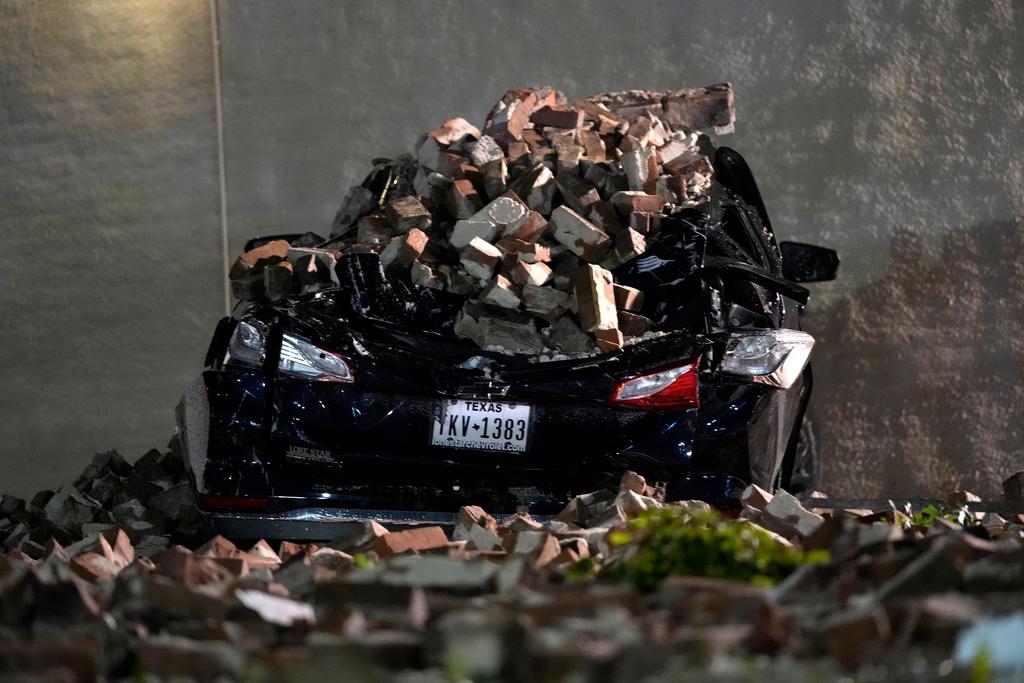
208 506 552 540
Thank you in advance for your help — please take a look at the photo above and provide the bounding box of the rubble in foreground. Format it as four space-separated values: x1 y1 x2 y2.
3 450 1024 681
227 84 734 359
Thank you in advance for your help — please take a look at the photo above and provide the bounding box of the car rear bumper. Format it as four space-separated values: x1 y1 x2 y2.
177 368 762 527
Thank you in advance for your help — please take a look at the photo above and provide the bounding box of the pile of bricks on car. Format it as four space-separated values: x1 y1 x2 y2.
227 83 735 358
3 451 1024 681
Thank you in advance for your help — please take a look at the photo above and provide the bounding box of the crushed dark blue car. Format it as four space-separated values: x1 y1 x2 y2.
178 137 837 539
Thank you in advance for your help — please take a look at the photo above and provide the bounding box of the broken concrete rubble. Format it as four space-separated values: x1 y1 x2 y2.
549 316 593 355
522 283 573 320
454 304 546 355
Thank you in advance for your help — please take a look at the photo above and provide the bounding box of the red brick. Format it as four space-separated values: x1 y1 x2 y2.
371 526 449 557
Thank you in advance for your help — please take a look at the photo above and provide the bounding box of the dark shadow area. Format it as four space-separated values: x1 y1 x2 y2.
807 220 1024 498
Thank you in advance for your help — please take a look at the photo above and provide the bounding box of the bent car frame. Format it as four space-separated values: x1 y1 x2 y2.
177 147 838 539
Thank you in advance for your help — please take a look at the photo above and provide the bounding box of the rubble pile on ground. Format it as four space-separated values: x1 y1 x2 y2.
228 83 735 357
0 440 202 563
4 456 1024 680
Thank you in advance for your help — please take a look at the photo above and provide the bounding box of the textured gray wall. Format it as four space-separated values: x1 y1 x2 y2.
2 0 1022 498
0 0 223 497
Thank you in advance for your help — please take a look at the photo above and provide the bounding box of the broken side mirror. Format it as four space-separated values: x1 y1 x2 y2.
779 242 840 283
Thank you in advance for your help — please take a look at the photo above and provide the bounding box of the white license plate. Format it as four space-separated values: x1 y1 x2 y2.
431 399 532 453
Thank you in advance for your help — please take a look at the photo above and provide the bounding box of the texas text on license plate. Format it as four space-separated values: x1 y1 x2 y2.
431 399 531 453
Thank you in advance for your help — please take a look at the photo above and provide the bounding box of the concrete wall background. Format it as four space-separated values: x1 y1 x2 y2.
2 0 1022 498
0 0 224 498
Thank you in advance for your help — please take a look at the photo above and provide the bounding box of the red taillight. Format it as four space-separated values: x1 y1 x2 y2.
610 361 699 409
199 495 271 510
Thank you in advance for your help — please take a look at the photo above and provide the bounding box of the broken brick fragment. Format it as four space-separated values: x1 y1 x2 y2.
483 89 538 144
480 275 522 309
385 196 432 234
455 505 499 536
619 145 658 191
356 214 392 247
481 157 508 200
818 605 892 670
627 211 660 236
496 239 550 264
588 201 624 235
613 283 643 311
512 531 561 567
662 83 736 133
520 242 551 263
428 117 481 145
664 150 713 179
530 105 583 129
448 179 484 219
553 137 584 175
655 174 686 204
460 237 503 281
507 164 556 216
371 526 449 557
70 552 120 583
611 191 664 216
450 218 499 250
229 239 290 280
555 172 601 215
468 135 504 167
595 328 624 352
380 228 429 271
617 310 652 338
511 210 549 243
615 227 647 262
579 129 607 161
456 304 545 354
571 264 618 332
510 260 553 287
455 162 485 196
550 206 610 261
506 140 530 165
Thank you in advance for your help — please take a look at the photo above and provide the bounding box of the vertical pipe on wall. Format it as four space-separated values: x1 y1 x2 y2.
209 0 231 317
